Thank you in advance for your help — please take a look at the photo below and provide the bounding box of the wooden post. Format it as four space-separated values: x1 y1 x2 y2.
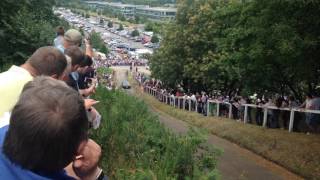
288 109 295 132
263 108 268 127
183 98 186 110
228 103 232 119
207 101 210 116
216 102 220 117
189 99 191 111
195 101 198 112
244 105 248 123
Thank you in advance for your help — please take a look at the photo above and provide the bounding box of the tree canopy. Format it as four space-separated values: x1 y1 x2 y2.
90 32 109 55
0 0 69 71
150 0 320 100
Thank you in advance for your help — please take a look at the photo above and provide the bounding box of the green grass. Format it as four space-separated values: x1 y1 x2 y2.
133 85 320 179
96 67 113 75
90 87 220 179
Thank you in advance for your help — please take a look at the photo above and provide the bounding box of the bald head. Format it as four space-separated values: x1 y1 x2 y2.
27 46 67 78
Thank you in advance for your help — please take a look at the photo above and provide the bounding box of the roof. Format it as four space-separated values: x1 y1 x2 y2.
85 1 176 12
136 7 177 12
85 1 137 8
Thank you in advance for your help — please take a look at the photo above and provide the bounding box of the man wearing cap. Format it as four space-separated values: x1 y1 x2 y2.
55 29 92 57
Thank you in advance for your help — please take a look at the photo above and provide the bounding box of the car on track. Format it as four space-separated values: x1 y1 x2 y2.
122 80 131 89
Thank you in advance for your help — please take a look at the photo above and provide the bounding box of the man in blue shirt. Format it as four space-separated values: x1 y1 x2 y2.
0 77 95 179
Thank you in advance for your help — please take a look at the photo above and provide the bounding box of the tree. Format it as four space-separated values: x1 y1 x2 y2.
151 34 159 43
117 24 124 31
144 22 154 31
0 0 68 72
118 14 126 22
151 0 320 99
131 29 140 37
100 45 109 55
90 32 109 55
134 15 140 24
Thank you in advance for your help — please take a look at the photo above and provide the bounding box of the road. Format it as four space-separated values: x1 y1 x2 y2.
113 66 302 180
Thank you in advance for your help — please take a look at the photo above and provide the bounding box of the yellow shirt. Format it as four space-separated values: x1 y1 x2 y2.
0 66 33 118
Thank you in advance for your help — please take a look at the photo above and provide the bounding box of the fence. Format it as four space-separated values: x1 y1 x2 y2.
143 86 320 133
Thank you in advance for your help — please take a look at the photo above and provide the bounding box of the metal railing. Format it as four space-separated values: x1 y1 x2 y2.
143 86 320 133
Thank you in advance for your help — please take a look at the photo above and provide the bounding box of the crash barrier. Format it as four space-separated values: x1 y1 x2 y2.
143 86 320 133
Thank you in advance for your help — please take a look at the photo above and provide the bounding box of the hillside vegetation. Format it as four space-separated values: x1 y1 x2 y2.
91 87 221 179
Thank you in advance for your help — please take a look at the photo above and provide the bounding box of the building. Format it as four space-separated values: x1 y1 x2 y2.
84 1 176 21
85 1 140 18
104 3 137 18
136 7 176 21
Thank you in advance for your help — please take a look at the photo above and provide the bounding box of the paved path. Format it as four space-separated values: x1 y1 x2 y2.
113 67 302 180
151 108 301 180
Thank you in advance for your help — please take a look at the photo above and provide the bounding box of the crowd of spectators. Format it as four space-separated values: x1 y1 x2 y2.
0 27 107 179
92 53 147 68
136 74 320 134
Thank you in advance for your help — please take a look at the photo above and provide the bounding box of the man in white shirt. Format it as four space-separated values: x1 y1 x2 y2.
0 46 67 125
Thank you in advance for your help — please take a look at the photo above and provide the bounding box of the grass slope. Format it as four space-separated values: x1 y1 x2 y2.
91 87 220 179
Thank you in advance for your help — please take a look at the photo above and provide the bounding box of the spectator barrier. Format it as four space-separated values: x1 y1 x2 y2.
143 86 320 133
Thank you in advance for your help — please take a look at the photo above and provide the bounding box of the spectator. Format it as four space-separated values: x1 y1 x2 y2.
255 98 264 126
64 46 96 97
281 98 290 129
265 98 275 127
271 97 282 128
0 46 67 124
308 93 320 133
64 46 85 90
56 29 92 57
245 97 252 123
300 93 313 133
53 26 65 47
232 97 241 120
0 77 102 179
56 29 82 52
78 55 94 89
288 96 301 131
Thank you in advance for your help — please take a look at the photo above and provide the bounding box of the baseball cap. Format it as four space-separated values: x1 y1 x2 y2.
64 29 82 45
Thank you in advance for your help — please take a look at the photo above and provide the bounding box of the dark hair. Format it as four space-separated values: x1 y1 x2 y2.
288 96 295 101
27 46 67 77
64 46 85 67
79 55 93 67
56 26 64 36
275 97 283 108
3 76 89 172
306 93 313 98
